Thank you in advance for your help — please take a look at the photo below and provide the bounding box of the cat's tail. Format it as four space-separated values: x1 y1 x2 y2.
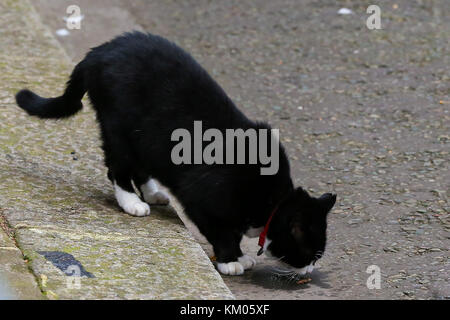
15 60 87 119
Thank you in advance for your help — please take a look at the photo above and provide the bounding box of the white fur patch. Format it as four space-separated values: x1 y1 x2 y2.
263 238 272 251
297 266 308 275
265 243 316 275
245 227 263 238
217 262 244 275
114 182 150 216
238 255 256 270
141 178 170 205
295 263 315 275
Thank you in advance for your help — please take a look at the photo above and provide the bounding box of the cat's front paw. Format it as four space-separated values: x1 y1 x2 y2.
217 262 244 275
238 255 256 270
123 201 151 217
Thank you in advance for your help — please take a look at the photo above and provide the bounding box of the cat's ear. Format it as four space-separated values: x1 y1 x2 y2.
294 186 310 199
318 193 337 213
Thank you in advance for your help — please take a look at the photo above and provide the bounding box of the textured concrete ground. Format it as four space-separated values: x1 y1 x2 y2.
0 213 42 299
0 0 233 300
18 0 450 299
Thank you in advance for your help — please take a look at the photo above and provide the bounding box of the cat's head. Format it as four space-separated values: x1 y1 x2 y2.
265 187 336 272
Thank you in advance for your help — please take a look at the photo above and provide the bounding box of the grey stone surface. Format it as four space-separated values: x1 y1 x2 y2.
0 0 233 300
0 218 43 300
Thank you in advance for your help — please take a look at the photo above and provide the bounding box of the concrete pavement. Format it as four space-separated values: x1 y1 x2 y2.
0 213 42 299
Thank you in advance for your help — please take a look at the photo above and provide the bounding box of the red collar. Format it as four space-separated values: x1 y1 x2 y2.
257 203 280 256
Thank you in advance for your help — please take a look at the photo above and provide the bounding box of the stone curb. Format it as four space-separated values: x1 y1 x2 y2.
0 213 43 299
0 0 233 300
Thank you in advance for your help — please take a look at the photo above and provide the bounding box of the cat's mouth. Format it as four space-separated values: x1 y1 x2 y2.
271 259 316 276
265 250 321 276
265 262 315 283
292 263 315 275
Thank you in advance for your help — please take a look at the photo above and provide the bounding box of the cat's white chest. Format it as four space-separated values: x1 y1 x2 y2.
245 227 263 238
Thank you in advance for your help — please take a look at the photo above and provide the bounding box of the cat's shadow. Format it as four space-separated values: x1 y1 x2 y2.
244 266 332 291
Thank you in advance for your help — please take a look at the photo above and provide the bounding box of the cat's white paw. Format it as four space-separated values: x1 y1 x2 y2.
238 255 256 270
217 262 244 275
114 182 151 217
123 201 150 217
143 190 170 205
141 179 170 205
245 227 263 238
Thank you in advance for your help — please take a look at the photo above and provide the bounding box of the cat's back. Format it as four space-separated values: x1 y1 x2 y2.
83 31 241 123
83 32 248 128
84 32 230 103
85 31 201 77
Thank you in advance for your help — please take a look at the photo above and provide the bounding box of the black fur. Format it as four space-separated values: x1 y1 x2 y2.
15 32 336 268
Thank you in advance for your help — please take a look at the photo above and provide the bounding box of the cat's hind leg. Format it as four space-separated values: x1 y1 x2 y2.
114 181 150 217
105 156 150 217
94 102 149 216
137 177 170 205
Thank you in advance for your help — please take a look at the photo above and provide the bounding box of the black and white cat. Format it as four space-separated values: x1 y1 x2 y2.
15 32 336 276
